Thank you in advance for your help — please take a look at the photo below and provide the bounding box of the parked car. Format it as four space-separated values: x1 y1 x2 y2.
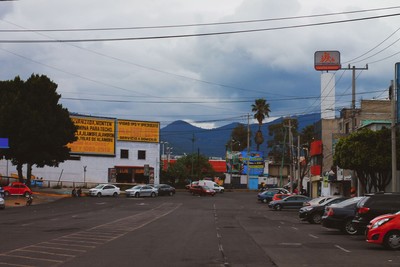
321 197 364 235
198 180 225 193
366 211 400 250
0 196 4 209
268 195 311 211
0 186 4 198
185 181 199 190
299 197 348 224
189 185 216 196
272 193 292 201
257 190 276 203
3 182 32 197
303 196 335 207
88 184 120 197
266 187 290 194
126 185 158 198
353 192 400 233
151 184 175 196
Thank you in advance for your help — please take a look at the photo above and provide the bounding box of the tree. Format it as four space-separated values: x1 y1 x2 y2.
166 153 216 186
251 98 271 151
0 74 77 186
267 118 299 164
334 128 399 193
225 124 250 152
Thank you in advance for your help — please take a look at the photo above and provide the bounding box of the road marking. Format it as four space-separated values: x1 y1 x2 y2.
335 245 351 253
279 243 302 246
0 202 182 267
309 234 319 239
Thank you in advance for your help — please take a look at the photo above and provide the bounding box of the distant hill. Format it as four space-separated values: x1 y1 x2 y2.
160 113 320 158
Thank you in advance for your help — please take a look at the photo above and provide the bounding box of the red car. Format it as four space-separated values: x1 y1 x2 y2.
272 193 291 201
189 185 215 196
3 182 32 197
366 212 400 250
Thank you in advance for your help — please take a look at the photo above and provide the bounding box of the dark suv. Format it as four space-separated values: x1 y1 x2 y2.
353 192 400 233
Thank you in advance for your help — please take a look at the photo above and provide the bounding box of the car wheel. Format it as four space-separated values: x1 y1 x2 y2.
4 191 9 197
151 192 156 198
342 219 358 235
169 191 174 196
23 192 31 197
262 199 267 203
383 231 400 250
274 204 282 211
97 192 102 197
113 192 118 197
311 213 322 224
220 190 224 193
135 192 140 198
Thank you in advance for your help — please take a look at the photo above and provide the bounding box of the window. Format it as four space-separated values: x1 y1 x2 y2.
138 150 146 160
120 149 129 159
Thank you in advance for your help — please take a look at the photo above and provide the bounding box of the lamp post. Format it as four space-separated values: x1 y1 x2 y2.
83 166 87 187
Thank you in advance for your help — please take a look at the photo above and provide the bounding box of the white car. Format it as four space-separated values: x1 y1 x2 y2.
125 185 158 198
88 184 120 197
0 197 5 209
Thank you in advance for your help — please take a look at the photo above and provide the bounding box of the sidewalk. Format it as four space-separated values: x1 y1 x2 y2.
4 188 71 208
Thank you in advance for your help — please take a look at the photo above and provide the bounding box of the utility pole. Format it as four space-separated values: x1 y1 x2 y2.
341 64 368 195
247 113 250 189
391 79 397 192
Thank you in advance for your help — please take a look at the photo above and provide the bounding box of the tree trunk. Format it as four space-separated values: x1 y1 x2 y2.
26 163 32 187
17 163 23 183
254 130 264 151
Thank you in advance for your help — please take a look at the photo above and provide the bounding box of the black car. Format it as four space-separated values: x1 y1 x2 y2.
353 192 400 233
268 195 311 211
321 197 364 235
152 184 176 196
299 196 348 224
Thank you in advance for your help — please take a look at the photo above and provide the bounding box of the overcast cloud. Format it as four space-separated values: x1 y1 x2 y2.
0 0 399 129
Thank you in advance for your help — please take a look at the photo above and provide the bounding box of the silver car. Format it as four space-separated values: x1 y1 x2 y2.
88 184 120 197
125 185 158 198
0 197 4 209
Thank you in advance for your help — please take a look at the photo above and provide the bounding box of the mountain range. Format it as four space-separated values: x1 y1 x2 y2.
160 113 321 158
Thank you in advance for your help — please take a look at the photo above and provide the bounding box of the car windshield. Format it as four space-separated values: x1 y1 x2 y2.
94 184 105 189
130 185 142 190
334 197 364 207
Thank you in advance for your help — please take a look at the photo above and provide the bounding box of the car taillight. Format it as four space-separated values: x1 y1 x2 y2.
326 208 334 216
357 207 370 214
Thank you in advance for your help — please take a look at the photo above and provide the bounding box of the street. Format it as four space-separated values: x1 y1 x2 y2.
0 191 399 267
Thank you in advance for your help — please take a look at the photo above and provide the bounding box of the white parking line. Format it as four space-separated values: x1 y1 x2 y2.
309 234 319 239
335 245 351 253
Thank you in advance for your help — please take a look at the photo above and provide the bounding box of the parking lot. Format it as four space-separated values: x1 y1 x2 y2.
0 190 399 267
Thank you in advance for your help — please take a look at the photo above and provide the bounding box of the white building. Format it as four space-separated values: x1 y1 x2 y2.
0 114 160 187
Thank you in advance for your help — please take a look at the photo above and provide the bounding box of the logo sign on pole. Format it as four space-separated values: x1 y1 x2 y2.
396 63 400 123
314 51 341 71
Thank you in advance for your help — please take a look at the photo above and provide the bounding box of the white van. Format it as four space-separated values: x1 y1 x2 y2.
198 180 224 193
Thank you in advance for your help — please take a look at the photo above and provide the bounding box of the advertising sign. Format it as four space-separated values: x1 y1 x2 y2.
117 120 159 143
68 116 116 156
241 151 264 176
314 51 341 71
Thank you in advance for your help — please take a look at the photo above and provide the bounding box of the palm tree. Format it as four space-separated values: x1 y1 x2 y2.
251 98 271 151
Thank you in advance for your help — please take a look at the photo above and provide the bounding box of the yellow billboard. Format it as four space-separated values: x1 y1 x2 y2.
117 120 159 143
68 116 116 155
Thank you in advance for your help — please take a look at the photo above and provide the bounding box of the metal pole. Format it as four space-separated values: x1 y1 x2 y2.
247 113 250 189
391 80 397 192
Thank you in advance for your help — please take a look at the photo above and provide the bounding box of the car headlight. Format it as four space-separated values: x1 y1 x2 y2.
371 218 391 229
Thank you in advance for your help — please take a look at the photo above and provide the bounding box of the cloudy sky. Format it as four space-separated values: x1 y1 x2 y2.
1 0 399 129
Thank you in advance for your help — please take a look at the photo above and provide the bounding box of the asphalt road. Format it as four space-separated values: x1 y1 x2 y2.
0 192 399 267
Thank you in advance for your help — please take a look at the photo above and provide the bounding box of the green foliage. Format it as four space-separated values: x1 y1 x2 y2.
226 124 249 151
251 98 271 150
165 153 217 186
0 74 77 184
334 128 398 192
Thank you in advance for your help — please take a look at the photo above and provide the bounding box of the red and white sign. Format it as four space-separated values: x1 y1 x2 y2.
314 51 341 71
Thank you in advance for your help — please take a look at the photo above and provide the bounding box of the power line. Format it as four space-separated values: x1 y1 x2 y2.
2 6 399 33
1 12 399 43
